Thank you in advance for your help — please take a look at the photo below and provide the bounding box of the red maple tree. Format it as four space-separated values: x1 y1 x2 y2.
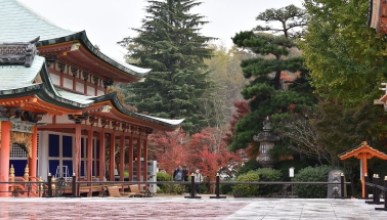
188 127 242 184
148 128 188 178
223 101 250 144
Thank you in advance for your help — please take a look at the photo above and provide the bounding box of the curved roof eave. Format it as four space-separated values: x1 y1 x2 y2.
0 83 90 110
90 92 184 130
35 31 151 78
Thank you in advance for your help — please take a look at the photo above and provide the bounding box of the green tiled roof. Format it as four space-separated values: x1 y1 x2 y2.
0 57 182 129
0 0 74 42
0 0 151 77
0 55 45 90
55 88 95 105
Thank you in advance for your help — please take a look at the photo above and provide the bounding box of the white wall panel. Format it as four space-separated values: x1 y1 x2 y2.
76 82 84 93
97 89 104 96
50 73 60 85
56 115 72 124
63 78 73 89
87 86 95 96
40 115 53 124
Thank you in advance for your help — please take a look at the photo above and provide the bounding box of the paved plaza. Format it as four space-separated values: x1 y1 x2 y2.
0 196 386 219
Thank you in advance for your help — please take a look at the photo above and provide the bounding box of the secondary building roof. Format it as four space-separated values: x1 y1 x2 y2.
0 53 183 130
0 0 151 79
339 141 387 160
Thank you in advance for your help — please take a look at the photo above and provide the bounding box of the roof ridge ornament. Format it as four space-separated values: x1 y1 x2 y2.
0 36 40 67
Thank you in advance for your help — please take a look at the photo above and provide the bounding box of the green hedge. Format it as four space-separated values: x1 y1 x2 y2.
156 172 171 193
220 180 234 195
161 184 186 194
232 171 259 197
236 159 261 176
293 165 342 198
255 168 282 195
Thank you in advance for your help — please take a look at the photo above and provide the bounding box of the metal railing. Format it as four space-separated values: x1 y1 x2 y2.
0 173 351 199
364 174 387 211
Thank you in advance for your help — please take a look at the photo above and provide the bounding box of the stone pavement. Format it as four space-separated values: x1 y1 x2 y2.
0 196 386 219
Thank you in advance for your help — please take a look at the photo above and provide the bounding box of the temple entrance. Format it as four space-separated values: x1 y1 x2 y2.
10 143 28 177
9 131 33 177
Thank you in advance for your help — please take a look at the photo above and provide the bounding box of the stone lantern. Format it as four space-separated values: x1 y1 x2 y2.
253 116 279 168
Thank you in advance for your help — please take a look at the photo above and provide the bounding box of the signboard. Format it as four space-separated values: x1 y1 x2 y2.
289 167 294 178
11 122 33 133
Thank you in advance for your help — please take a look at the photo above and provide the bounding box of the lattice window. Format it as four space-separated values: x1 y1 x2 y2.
10 144 28 158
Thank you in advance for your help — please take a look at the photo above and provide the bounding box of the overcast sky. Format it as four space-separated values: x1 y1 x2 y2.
18 0 303 61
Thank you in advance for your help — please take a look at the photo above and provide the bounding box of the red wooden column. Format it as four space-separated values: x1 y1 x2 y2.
99 129 105 181
128 136 133 181
28 126 38 180
361 154 368 198
74 124 81 178
87 128 93 196
119 134 125 181
74 123 81 198
143 138 148 182
136 138 141 181
87 129 93 181
0 121 11 197
109 133 115 181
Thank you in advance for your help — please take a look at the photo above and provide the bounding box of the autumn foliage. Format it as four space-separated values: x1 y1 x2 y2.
223 101 250 145
148 128 188 177
188 127 241 181
149 126 242 183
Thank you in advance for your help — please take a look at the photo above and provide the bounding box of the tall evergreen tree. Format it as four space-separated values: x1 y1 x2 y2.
300 0 387 106
118 0 214 133
229 5 316 153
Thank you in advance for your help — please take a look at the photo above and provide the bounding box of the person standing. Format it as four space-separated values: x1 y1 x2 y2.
173 165 183 181
194 169 203 194
182 166 189 181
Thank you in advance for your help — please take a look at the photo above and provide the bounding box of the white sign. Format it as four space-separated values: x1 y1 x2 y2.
289 167 294 178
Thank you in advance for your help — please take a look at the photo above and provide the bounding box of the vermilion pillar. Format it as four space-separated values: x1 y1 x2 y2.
143 139 148 182
87 128 93 196
120 134 125 181
136 138 141 181
128 136 133 181
74 124 81 179
109 133 115 181
99 130 105 181
87 128 93 181
361 154 368 198
0 121 11 197
28 126 38 180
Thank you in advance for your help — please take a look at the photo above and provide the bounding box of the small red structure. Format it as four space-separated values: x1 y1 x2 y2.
368 0 387 33
339 141 387 198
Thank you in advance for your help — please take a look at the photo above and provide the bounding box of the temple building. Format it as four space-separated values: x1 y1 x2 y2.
0 0 183 197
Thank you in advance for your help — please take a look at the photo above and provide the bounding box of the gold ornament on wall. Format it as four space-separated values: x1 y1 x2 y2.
10 132 32 158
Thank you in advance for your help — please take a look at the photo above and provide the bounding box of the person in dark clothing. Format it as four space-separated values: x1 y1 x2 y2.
182 166 189 181
173 165 183 181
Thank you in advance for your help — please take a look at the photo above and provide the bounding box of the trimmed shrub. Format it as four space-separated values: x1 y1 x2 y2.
220 180 234 195
232 171 259 197
293 165 342 198
161 184 185 194
157 172 171 193
236 159 261 176
255 168 282 195
274 159 318 181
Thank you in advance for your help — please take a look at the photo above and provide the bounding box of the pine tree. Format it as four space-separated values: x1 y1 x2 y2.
229 5 315 152
118 0 214 133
